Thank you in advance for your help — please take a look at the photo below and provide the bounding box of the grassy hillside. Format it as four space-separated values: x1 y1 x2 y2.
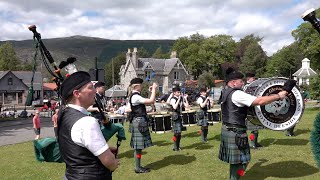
1 36 175 70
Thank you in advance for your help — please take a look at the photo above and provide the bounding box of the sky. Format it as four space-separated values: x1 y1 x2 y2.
0 0 320 56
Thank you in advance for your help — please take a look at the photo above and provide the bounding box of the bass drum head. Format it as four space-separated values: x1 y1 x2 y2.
253 78 304 131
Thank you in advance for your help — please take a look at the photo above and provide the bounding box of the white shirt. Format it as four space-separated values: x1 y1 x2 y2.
68 104 109 157
231 90 256 107
131 91 146 106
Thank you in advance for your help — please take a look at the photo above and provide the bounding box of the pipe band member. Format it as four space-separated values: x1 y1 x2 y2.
169 86 189 151
128 78 157 173
218 68 288 180
243 72 262 149
196 87 211 142
87 81 107 122
58 71 119 180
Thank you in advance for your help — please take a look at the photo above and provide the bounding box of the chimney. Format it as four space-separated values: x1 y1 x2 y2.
126 48 131 64
132 47 138 68
170 51 177 58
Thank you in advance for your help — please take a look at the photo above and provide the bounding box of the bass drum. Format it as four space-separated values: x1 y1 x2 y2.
244 77 304 131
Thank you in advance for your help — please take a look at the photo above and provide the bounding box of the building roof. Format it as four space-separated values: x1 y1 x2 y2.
0 71 43 90
137 58 186 74
43 83 57 91
105 85 127 97
292 58 317 78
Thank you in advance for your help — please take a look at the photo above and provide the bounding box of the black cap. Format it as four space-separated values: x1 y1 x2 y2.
130 78 143 85
172 87 181 92
94 81 105 88
245 73 255 78
60 71 91 101
226 68 244 82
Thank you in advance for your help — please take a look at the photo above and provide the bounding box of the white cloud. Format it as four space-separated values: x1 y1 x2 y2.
0 0 320 55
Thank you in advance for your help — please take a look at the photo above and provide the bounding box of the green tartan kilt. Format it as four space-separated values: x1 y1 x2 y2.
197 116 208 126
130 117 153 150
172 118 184 133
218 125 251 164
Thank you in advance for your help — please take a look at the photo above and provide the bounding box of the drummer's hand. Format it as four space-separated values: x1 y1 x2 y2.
278 91 288 100
110 147 118 155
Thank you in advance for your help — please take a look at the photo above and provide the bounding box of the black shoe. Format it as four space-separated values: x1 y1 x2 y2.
141 167 150 171
135 168 151 173
286 134 295 137
256 143 263 147
173 148 182 151
250 145 258 149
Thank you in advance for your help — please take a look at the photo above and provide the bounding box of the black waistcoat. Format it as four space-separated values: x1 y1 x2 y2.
170 96 185 114
58 107 111 180
221 88 248 127
129 92 147 117
199 96 210 113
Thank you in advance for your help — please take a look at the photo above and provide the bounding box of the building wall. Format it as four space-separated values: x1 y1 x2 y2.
120 62 137 90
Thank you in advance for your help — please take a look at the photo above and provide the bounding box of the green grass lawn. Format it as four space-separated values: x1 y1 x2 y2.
1 109 320 180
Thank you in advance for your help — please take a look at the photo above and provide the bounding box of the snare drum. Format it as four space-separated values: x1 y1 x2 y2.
182 110 196 125
207 108 221 122
148 113 172 132
108 114 125 124
244 77 304 131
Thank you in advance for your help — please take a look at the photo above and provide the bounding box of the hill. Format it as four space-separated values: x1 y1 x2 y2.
1 36 175 70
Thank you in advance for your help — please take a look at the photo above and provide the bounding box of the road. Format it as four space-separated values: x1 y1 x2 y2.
0 117 55 146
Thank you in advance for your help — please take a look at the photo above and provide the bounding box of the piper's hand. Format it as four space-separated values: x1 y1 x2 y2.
152 82 157 89
283 79 297 92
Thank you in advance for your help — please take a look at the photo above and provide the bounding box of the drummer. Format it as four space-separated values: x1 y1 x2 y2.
244 72 262 149
196 87 211 142
169 86 189 151
218 68 293 179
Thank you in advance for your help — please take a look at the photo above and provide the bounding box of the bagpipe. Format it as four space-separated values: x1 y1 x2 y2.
28 25 126 162
302 8 320 169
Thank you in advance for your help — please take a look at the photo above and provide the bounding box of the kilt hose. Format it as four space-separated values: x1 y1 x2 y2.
130 117 153 150
219 125 251 164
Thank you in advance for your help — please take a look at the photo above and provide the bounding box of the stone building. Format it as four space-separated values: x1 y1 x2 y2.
119 48 189 93
293 58 317 85
0 71 42 105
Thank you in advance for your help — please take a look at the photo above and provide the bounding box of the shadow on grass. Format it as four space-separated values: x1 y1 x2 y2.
146 154 196 170
260 138 309 147
118 149 148 159
153 140 171 147
294 129 311 136
245 159 319 179
183 131 200 138
182 142 213 150
209 134 221 141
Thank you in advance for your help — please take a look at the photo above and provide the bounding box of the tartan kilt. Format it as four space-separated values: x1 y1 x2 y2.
130 117 153 150
246 120 264 131
218 126 251 164
197 116 209 126
172 118 183 134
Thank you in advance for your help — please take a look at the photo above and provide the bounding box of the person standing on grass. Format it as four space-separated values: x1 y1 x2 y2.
128 77 157 173
51 107 59 137
58 71 119 179
169 86 189 151
218 68 294 180
196 87 211 143
33 111 41 140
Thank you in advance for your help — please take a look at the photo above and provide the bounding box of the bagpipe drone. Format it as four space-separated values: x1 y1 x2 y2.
302 8 320 169
28 25 125 162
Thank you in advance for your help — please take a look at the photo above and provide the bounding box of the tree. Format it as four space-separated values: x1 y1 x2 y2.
235 34 262 62
0 42 21 70
309 75 320 100
292 8 320 71
152 46 169 59
265 42 304 78
104 53 126 88
138 47 150 58
197 71 215 88
239 42 268 77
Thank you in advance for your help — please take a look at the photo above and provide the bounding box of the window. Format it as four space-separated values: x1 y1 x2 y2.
8 78 13 85
174 71 179 80
145 71 151 79
159 86 163 93
302 78 307 85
